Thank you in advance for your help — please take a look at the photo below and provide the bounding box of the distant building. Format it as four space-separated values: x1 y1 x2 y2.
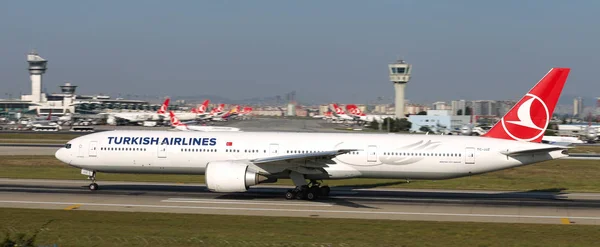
432 101 449 110
319 104 330 115
496 101 515 117
405 104 429 115
573 97 583 117
451 100 467 115
374 104 389 114
253 107 283 116
472 100 497 116
408 110 471 133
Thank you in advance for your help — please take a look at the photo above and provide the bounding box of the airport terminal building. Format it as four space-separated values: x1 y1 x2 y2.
0 52 159 118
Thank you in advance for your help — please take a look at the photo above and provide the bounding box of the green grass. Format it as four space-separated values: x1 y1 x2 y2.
2 155 600 192
1 208 599 247
570 145 600 153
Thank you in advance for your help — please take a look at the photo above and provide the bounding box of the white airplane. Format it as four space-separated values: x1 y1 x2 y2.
330 104 355 121
57 68 577 200
105 98 199 125
345 104 393 122
105 98 171 124
169 111 240 132
191 100 210 117
541 136 584 145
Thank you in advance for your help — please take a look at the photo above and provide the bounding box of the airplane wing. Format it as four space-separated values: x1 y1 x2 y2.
245 149 359 175
251 149 358 164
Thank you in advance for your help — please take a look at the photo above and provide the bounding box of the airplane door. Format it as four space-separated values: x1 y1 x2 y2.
88 141 98 157
158 144 167 158
77 143 84 158
465 147 475 164
269 144 279 155
367 145 378 162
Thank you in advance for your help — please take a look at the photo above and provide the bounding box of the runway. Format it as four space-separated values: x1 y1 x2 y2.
1 178 600 225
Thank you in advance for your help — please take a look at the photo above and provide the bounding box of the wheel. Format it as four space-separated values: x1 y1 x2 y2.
306 191 317 200
89 183 98 191
320 186 330 197
285 190 295 200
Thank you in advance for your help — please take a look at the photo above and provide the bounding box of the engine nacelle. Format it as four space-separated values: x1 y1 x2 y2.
205 161 266 192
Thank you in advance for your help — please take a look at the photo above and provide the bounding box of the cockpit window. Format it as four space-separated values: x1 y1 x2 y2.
65 144 72 149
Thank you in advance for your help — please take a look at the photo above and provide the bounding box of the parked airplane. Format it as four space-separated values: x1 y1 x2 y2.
57 68 578 200
541 136 584 145
239 106 253 116
191 100 210 116
169 111 240 132
330 104 355 121
211 105 240 122
105 98 198 125
345 104 392 122
105 98 171 125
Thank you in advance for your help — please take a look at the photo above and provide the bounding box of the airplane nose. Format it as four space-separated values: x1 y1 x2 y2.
55 147 71 164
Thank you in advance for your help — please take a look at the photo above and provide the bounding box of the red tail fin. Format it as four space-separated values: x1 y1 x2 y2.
157 98 170 114
169 111 186 127
47 109 52 120
346 104 365 116
332 104 345 115
483 68 570 142
198 100 210 113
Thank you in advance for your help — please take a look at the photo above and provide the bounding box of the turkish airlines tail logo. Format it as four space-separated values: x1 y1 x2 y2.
332 104 345 115
169 111 186 127
157 98 170 114
194 100 209 113
346 104 366 116
483 68 570 142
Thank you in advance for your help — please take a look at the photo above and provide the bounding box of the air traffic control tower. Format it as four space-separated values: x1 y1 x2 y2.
26 51 48 103
389 59 411 118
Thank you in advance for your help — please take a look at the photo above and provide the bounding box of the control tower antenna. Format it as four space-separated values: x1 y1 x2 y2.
27 51 48 103
388 58 412 118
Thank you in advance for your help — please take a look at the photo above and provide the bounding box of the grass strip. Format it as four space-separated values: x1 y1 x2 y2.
1 208 599 247
2 156 600 192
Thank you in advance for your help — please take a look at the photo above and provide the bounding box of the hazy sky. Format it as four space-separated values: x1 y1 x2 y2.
1 1 598 104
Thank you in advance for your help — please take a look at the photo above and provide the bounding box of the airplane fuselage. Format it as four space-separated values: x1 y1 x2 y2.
55 130 565 180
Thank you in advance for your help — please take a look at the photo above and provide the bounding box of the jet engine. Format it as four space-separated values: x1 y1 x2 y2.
584 126 598 143
205 161 268 192
460 124 473 135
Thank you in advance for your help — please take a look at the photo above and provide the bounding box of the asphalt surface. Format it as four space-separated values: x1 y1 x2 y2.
1 178 599 225
1 119 600 225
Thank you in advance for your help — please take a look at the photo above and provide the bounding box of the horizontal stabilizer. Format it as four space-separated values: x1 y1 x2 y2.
500 146 566 156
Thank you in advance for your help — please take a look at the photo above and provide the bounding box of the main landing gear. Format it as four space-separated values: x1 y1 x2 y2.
285 180 330 201
87 171 99 191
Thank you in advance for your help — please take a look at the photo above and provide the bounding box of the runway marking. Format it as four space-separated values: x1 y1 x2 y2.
2 200 600 221
333 196 465 203
162 198 333 207
561 218 571 225
63 204 81 211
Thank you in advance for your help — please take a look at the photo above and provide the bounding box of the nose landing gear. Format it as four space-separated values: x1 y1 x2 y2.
85 170 99 191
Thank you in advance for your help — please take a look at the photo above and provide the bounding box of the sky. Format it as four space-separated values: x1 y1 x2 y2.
1 0 599 104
